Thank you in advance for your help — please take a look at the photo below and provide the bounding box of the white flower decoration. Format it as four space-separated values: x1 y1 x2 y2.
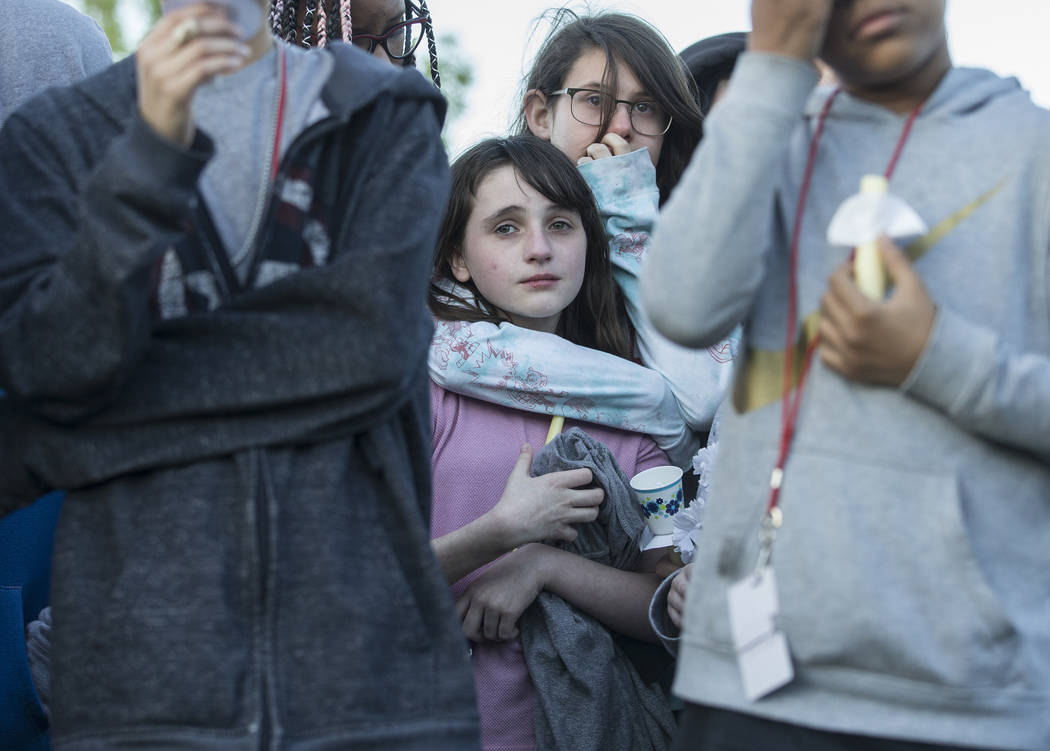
674 431 720 563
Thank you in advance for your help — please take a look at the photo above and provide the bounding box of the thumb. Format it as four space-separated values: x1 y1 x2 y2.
510 443 534 478
878 235 918 290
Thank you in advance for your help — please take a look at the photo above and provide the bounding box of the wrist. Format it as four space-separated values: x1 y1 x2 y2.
518 543 558 589
748 33 821 62
748 13 829 62
140 107 193 149
479 506 522 555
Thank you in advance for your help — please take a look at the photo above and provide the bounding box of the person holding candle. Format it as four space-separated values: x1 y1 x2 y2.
643 1 1050 749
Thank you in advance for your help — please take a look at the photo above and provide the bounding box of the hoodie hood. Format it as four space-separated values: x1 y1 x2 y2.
74 39 445 132
805 65 1024 121
320 41 446 123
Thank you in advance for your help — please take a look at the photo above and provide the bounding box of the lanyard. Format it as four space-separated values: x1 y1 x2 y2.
271 44 288 182
755 88 923 573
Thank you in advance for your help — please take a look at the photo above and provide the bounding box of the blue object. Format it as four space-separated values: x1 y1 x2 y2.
0 491 62 750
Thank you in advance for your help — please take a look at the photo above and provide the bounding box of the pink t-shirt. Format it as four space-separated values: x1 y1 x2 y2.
430 382 668 751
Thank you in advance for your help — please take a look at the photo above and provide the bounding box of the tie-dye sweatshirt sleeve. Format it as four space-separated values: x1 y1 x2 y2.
578 148 739 431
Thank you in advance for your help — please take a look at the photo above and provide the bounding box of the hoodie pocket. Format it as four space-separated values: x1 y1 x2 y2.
771 453 1018 690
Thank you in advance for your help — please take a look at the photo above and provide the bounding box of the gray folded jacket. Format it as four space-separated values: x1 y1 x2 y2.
523 427 675 751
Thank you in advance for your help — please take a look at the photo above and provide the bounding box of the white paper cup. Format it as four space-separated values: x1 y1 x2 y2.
629 465 684 536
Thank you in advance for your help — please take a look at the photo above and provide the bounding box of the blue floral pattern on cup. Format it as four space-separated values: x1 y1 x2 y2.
639 486 684 520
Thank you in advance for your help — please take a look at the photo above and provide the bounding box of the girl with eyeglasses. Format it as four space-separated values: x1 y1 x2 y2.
270 0 440 86
431 11 737 475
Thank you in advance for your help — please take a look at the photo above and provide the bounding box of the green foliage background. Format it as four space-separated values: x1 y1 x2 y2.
83 0 161 54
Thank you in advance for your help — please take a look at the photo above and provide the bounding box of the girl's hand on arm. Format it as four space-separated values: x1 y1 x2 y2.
137 4 248 147
457 544 665 644
432 444 602 585
488 443 603 547
749 0 834 62
456 543 553 642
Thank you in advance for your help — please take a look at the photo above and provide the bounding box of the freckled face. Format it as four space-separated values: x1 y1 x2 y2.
452 166 588 334
544 47 665 167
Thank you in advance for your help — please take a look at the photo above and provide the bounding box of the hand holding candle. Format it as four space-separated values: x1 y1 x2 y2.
818 237 936 386
827 173 927 300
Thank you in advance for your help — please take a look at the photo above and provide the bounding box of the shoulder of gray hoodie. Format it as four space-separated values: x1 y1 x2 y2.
0 0 112 126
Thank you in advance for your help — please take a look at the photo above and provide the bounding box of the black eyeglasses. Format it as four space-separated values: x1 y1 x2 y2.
549 88 673 137
352 15 428 60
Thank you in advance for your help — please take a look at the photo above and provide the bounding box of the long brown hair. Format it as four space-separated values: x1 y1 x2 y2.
516 9 702 205
430 136 633 360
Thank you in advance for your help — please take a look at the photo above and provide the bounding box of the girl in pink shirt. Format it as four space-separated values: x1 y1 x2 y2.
429 136 672 751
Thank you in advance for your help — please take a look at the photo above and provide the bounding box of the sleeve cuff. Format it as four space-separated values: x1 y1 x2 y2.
900 306 996 413
578 148 659 212
121 114 214 203
649 569 682 656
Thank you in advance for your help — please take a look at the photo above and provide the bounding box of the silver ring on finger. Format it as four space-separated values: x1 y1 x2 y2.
173 18 201 47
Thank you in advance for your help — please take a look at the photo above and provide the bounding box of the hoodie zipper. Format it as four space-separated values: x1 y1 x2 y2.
245 449 282 749
259 452 283 749
191 114 344 301
192 107 354 749
240 116 343 289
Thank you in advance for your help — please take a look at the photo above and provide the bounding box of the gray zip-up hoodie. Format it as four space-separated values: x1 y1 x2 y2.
643 53 1050 750
0 45 479 750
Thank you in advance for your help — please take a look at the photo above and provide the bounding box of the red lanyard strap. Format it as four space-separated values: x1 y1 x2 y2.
764 89 923 526
271 45 288 183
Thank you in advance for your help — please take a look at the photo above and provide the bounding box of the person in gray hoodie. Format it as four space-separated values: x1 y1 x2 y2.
0 1 478 748
642 0 1050 749
0 0 113 123
0 3 110 749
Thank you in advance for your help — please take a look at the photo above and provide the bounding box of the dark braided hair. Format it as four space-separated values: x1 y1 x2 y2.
301 0 318 48
325 0 340 47
269 0 441 87
415 0 440 88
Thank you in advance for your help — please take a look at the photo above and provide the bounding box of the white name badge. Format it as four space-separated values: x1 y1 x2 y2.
727 568 794 701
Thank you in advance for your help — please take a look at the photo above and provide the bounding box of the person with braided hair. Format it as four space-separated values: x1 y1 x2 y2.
270 0 441 87
0 0 478 748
